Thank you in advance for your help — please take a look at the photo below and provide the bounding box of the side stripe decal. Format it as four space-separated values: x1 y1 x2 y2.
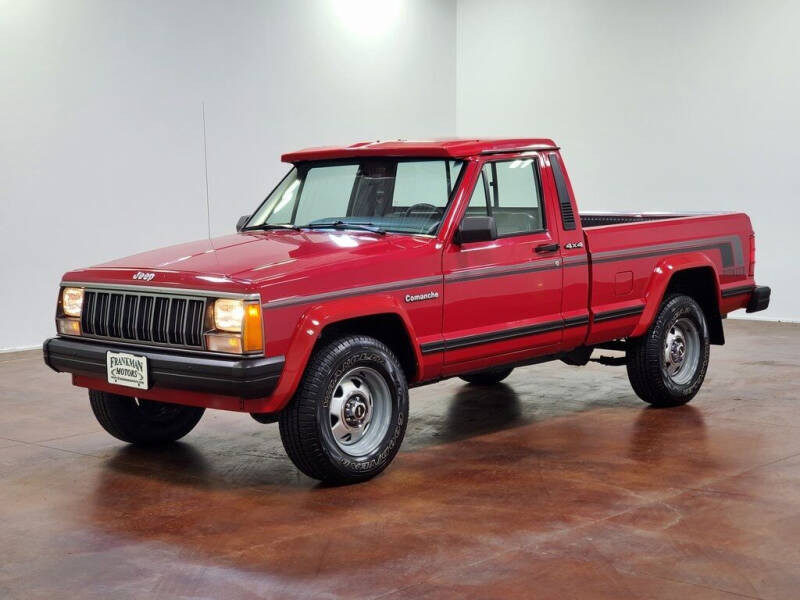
592 305 646 322
563 255 588 266
262 236 744 310
264 275 442 309
445 258 559 283
420 313 591 355
419 341 446 354
591 236 743 269
563 315 591 327
443 320 563 352
421 306 643 355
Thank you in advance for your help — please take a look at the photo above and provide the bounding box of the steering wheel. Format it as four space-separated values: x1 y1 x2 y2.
403 203 441 217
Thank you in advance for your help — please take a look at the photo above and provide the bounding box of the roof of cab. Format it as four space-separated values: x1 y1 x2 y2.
281 138 559 162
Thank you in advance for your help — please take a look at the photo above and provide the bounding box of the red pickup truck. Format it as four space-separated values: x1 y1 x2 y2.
44 139 770 483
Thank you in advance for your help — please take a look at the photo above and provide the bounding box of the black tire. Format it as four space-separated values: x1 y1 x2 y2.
279 335 409 485
89 390 205 445
626 293 710 407
460 368 514 386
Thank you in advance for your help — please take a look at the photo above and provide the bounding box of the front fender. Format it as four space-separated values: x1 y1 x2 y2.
630 253 721 338
260 295 420 412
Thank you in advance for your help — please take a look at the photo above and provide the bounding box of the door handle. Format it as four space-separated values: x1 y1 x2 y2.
535 243 560 253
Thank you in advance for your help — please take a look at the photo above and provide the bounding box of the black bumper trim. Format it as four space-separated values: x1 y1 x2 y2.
721 285 755 298
43 337 284 399
746 286 771 313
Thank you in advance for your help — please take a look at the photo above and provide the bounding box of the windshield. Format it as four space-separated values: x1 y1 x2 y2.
245 158 465 235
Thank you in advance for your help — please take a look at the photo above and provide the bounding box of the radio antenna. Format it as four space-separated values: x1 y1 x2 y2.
201 102 212 240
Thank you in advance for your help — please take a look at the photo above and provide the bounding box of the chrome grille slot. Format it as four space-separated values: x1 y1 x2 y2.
79 289 206 350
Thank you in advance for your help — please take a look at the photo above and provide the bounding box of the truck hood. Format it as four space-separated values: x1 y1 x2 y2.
66 230 438 293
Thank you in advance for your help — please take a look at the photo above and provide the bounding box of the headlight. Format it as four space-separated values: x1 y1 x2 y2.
208 298 263 354
62 287 84 317
213 299 245 332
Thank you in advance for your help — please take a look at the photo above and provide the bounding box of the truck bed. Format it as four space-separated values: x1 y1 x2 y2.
579 211 755 346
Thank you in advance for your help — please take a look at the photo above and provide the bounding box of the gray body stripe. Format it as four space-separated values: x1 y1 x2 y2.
591 235 743 268
262 235 743 309
445 259 559 283
563 255 588 266
264 275 442 309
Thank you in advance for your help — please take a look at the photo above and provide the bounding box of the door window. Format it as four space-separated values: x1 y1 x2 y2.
468 159 545 236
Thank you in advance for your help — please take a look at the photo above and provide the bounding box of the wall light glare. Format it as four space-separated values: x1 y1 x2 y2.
332 0 402 37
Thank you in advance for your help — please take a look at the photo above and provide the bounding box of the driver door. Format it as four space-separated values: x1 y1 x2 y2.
441 157 563 372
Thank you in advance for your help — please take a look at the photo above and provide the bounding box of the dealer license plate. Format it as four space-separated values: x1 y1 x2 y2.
106 351 149 390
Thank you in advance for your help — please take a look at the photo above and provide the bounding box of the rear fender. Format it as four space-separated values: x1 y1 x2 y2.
630 253 721 338
264 296 420 411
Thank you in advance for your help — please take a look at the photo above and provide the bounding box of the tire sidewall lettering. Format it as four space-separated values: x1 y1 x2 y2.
660 300 709 395
316 343 408 475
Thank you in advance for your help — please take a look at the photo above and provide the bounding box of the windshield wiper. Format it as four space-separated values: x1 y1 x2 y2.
244 223 301 231
303 221 386 235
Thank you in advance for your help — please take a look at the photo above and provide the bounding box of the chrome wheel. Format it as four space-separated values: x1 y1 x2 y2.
662 317 701 385
329 367 391 457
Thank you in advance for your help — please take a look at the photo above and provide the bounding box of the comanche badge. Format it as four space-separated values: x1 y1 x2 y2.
405 291 439 303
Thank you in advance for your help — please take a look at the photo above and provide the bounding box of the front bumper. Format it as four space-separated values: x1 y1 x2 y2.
43 337 284 399
747 286 771 313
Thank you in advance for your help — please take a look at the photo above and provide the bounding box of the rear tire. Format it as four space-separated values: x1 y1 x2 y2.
460 368 514 386
279 335 408 485
89 390 205 445
626 294 710 407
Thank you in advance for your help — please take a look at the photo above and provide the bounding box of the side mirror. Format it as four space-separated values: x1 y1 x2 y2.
454 216 497 244
236 215 250 232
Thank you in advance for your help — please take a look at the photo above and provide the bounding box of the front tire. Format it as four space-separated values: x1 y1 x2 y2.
626 294 710 407
89 390 205 445
279 335 409 485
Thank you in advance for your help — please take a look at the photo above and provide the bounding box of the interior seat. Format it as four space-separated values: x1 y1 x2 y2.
493 211 538 234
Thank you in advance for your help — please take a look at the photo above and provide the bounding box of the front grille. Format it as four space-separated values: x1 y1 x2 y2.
80 290 206 349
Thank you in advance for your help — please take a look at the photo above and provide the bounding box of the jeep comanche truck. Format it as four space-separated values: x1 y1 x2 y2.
44 138 771 484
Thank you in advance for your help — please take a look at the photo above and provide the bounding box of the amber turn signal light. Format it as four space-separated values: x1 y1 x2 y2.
242 303 263 353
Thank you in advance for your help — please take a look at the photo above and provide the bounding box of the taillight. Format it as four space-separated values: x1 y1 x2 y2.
748 233 756 278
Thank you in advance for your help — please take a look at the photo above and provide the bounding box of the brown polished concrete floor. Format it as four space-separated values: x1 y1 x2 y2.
2 320 800 599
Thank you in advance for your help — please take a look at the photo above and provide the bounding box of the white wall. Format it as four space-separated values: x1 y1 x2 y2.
0 0 457 350
3 0 796 351
457 0 800 321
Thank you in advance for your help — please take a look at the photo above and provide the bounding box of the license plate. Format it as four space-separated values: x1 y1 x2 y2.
106 351 149 390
